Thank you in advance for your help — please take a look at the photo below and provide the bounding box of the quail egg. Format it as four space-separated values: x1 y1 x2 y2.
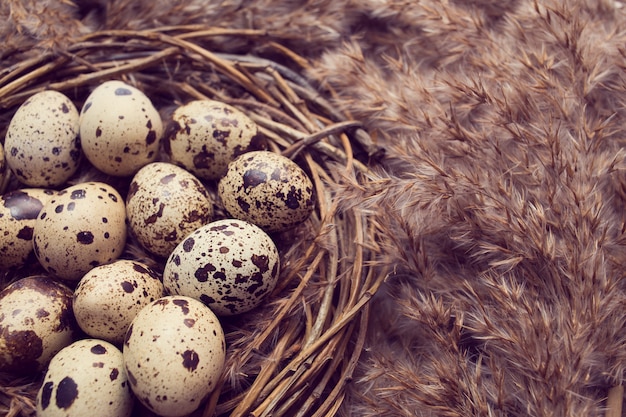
36 339 134 417
4 90 81 187
73 259 164 344
166 99 263 180
123 295 225 417
0 276 78 374
33 182 127 281
126 162 214 258
163 219 280 316
218 151 315 232
79 80 162 176
0 188 56 269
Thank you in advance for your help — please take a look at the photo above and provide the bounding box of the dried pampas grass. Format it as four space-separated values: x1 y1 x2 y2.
309 0 626 416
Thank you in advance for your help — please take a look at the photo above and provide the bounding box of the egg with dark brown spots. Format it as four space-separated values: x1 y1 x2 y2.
4 90 81 187
163 219 280 316
0 188 56 269
218 151 315 232
79 80 162 176
73 260 164 344
36 339 133 417
33 182 127 281
0 276 78 374
126 162 214 258
123 295 225 417
166 99 263 180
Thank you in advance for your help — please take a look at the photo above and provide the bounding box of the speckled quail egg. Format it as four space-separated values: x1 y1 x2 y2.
36 339 133 417
79 80 162 176
73 259 164 344
126 162 214 258
163 219 280 316
218 151 315 232
4 90 81 187
33 182 127 281
0 276 78 374
123 295 225 417
166 99 264 180
0 188 56 269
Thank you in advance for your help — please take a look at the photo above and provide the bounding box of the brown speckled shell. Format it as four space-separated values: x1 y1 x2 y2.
166 99 263 180
32 182 127 281
36 339 133 417
122 296 225 417
73 260 164 344
126 162 214 258
0 188 56 269
4 90 81 187
218 151 315 233
79 81 162 177
0 276 77 374
163 219 280 316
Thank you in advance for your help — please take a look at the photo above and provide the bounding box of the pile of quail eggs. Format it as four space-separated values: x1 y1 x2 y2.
0 80 316 417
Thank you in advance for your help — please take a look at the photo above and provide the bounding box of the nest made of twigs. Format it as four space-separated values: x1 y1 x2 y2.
0 26 386 417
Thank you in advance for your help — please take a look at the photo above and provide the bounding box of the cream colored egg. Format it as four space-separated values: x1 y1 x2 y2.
218 151 315 232
4 90 81 187
126 162 214 258
0 188 56 269
0 276 78 374
163 219 280 316
123 296 225 417
73 260 164 344
36 339 133 417
166 99 263 180
79 80 162 176
33 182 127 281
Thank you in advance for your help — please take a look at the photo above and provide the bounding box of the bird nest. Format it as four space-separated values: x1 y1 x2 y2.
0 26 386 417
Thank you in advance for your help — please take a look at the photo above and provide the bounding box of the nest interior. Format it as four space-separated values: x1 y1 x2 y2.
3 0 626 417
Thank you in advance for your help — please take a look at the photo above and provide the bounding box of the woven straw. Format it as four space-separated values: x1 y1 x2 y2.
0 26 386 417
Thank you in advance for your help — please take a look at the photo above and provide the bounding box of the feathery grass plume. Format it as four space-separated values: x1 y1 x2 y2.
1 0 89 56
308 0 626 415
